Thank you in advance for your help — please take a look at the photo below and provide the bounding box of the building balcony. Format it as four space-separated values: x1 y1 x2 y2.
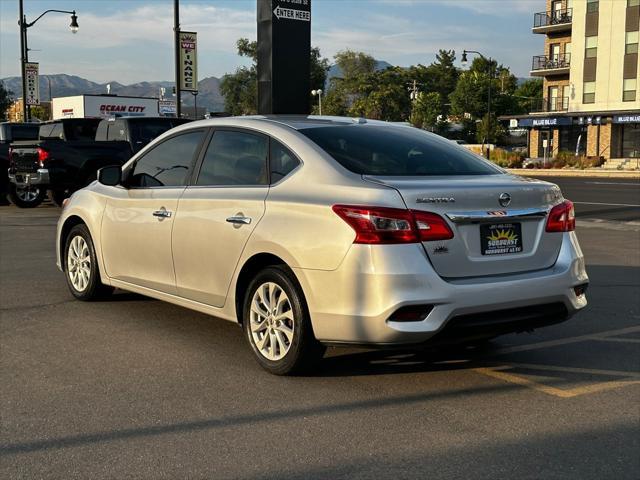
530 54 571 77
532 8 572 34
530 97 569 114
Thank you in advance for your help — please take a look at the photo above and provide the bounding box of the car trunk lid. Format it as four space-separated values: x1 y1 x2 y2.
364 174 565 278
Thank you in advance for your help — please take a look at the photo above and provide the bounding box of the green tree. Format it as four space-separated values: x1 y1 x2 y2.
410 91 443 130
30 105 49 121
220 38 329 115
0 82 13 119
348 67 411 121
513 78 543 114
427 49 459 111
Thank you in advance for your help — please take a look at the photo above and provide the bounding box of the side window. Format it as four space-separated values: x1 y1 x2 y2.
129 130 205 188
107 121 125 141
270 140 300 182
38 124 54 139
50 123 64 139
196 130 268 186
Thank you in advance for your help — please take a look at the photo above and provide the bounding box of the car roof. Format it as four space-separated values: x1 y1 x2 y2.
187 115 401 131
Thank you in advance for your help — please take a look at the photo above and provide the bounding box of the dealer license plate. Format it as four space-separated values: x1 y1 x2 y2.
480 223 523 255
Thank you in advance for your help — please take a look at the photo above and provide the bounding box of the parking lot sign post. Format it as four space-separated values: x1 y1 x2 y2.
257 0 312 114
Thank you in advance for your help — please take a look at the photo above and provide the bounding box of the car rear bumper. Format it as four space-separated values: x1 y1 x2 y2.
294 231 588 345
9 169 50 186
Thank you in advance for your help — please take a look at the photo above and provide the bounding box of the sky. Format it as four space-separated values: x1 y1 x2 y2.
0 0 543 84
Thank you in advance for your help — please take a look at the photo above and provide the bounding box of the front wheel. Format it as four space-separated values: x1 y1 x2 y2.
64 224 114 301
243 266 325 375
8 184 45 208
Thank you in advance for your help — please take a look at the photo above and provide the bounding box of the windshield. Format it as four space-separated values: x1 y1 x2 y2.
300 125 501 176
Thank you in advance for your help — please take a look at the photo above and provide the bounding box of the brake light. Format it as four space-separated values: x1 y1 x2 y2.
332 205 453 244
37 147 50 167
546 200 575 232
411 210 455 241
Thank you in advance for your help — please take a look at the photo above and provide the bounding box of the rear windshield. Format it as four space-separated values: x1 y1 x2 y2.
10 125 39 141
130 119 189 145
65 120 100 141
300 125 501 176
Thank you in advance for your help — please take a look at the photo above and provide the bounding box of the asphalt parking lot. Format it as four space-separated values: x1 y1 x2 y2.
1 179 639 479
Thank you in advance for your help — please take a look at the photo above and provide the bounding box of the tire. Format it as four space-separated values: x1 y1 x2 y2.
64 224 114 301
48 189 68 207
8 184 45 208
243 266 325 375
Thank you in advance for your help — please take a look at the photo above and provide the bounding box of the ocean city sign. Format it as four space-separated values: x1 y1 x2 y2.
179 31 198 92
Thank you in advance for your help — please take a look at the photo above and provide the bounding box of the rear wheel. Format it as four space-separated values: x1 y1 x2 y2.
64 224 114 300
9 184 45 208
243 266 325 375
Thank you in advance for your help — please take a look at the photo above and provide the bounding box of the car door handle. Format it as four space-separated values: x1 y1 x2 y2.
152 208 172 219
226 216 252 225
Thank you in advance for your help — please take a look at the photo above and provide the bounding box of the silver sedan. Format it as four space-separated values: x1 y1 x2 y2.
56 116 588 375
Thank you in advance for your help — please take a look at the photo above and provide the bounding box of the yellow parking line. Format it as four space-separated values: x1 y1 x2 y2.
493 325 640 355
504 362 640 379
473 366 640 398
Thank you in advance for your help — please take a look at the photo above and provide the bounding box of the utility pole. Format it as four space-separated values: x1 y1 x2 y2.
174 0 182 118
19 0 29 122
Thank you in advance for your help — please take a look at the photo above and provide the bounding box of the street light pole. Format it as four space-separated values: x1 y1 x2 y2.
18 2 79 122
174 0 182 118
311 89 322 115
191 91 199 119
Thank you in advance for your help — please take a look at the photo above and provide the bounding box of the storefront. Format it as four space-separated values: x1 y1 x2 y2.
612 114 640 158
503 110 640 161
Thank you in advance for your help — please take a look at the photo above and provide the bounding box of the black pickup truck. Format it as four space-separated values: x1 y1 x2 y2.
8 117 189 207
1 122 39 205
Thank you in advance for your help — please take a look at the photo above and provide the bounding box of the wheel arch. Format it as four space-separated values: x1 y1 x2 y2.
59 215 87 271
234 253 296 325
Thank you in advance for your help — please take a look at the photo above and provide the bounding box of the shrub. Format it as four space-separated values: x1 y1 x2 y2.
490 148 524 168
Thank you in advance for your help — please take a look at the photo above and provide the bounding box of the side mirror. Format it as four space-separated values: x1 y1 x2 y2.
97 165 122 186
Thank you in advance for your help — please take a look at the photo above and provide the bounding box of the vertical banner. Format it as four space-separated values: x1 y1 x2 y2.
25 62 40 106
179 31 198 92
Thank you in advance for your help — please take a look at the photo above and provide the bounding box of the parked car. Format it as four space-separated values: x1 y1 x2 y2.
9 117 189 207
0 122 39 205
56 116 588 375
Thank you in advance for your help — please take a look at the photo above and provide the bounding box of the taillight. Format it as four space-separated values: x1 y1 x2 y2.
411 210 454 241
332 205 453 244
546 200 575 232
37 147 50 167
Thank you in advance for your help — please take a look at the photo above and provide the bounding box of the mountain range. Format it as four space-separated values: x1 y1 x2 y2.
0 74 226 112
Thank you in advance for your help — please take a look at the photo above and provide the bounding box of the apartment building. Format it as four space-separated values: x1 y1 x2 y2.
506 0 640 167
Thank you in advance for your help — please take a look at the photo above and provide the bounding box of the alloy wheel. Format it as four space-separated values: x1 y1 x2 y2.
67 235 91 292
15 186 40 202
249 282 295 361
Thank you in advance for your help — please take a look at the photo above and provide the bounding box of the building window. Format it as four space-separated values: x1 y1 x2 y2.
623 79 637 101
583 82 596 103
585 36 598 58
629 0 640 7
626 31 639 54
587 0 599 13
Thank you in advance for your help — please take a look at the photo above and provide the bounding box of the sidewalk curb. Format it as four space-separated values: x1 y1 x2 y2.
506 169 640 179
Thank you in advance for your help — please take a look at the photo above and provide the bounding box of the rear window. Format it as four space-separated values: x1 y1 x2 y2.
10 125 39 141
300 125 500 176
65 120 100 141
